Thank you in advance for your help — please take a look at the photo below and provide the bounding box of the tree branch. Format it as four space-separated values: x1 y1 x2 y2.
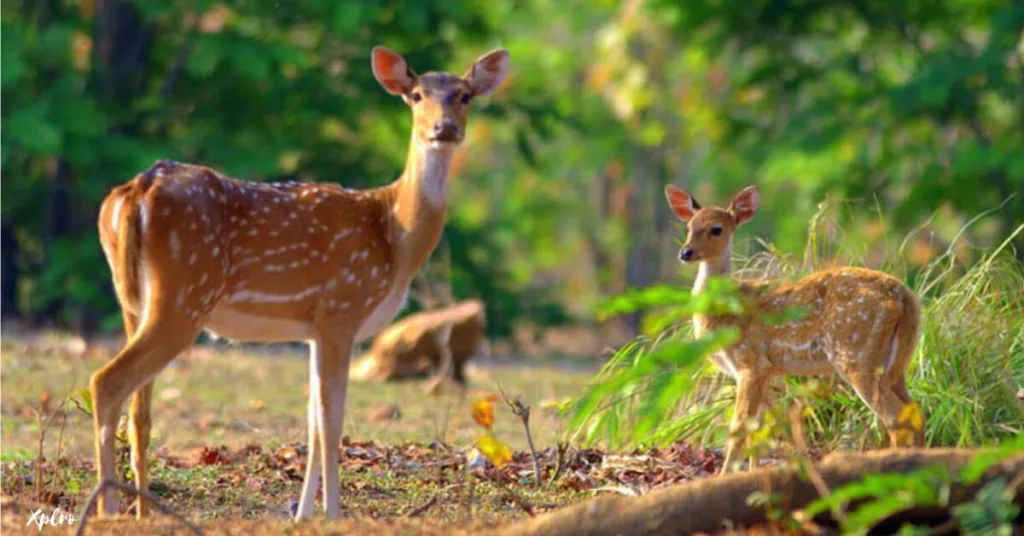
495 449 1024 536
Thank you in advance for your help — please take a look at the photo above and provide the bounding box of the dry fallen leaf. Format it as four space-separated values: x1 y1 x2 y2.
472 398 495 429
368 404 401 422
476 433 512 468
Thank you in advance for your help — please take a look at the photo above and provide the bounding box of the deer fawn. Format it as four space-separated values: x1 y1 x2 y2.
664 184 924 474
92 45 509 520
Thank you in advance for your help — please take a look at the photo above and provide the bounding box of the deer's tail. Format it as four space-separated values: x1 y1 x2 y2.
888 284 921 382
109 163 162 313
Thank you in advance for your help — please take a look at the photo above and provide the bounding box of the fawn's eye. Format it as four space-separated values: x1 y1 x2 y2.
710 227 723 236
410 92 422 103
460 92 472 104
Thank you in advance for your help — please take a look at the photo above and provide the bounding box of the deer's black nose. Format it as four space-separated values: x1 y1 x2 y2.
432 120 460 141
680 248 695 262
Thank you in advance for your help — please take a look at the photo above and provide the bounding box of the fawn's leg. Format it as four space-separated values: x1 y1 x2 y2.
91 312 200 517
889 376 925 446
312 330 355 519
296 345 323 520
747 378 773 470
721 373 768 474
846 371 908 448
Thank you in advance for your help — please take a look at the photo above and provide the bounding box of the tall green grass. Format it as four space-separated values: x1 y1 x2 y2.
568 212 1024 451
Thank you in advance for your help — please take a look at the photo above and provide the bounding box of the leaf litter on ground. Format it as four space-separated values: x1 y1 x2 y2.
1 438 735 530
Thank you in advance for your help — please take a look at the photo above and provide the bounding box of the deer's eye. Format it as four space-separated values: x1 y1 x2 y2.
460 92 472 104
710 227 723 236
410 92 422 103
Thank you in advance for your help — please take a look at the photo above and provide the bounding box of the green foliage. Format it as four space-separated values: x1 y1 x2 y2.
803 435 1024 535
951 479 1021 536
4 0 1023 340
1 0 569 332
567 326 739 448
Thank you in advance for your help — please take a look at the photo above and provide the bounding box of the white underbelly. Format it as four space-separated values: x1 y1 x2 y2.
205 305 314 343
356 287 409 342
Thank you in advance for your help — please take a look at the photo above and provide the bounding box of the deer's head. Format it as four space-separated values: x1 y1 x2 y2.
665 185 760 263
372 46 509 151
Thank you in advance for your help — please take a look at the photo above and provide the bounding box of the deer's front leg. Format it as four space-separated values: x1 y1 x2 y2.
721 372 768 475
296 348 323 520
311 330 355 519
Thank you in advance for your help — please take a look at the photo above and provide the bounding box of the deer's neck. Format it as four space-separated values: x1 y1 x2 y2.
693 241 733 296
387 139 454 283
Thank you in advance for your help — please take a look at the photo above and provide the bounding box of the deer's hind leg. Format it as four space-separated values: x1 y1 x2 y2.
845 370 910 448
92 271 207 518
887 375 925 447
117 309 158 519
838 339 913 447
834 303 917 449
128 380 155 517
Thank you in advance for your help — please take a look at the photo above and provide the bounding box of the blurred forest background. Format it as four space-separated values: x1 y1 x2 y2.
3 0 1023 348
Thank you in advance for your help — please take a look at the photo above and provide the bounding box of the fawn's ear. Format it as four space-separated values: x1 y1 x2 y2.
665 185 700 223
372 46 417 96
729 186 760 225
463 49 509 96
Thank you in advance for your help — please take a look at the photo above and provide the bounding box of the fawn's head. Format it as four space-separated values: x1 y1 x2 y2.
665 185 760 263
372 46 509 151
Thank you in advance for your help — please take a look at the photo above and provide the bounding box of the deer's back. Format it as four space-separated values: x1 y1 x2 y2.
96 160 401 341
700 266 917 377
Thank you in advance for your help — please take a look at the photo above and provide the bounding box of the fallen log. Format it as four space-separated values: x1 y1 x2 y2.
350 300 487 384
494 448 1024 535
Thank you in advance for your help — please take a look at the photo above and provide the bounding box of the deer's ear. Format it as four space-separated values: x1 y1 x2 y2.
665 185 700 223
372 46 417 96
463 49 509 96
730 186 759 225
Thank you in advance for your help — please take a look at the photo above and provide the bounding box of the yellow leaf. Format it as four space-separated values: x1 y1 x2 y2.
898 402 924 432
894 429 916 448
472 398 495 429
476 434 512 468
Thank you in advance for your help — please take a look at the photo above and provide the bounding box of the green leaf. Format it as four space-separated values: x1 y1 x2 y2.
187 38 222 77
332 2 364 36
72 388 94 416
7 102 62 155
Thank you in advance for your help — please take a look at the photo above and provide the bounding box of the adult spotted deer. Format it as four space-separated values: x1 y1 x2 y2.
664 184 924 474
92 45 509 519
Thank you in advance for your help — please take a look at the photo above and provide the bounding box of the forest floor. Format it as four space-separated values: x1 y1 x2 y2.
2 333 1018 535
0 332 733 535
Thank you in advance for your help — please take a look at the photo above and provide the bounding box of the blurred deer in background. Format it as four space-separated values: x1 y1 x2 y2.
664 184 924 474
92 45 509 520
350 236 489 391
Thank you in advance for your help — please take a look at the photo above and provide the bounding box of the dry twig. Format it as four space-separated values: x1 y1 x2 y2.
33 394 65 502
402 493 440 518
497 382 543 487
75 479 203 536
501 486 536 517
789 401 845 525
49 398 70 502
547 442 570 488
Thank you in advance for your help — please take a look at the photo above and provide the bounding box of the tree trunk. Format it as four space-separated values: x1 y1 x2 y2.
495 449 1024 536
623 144 651 336
1 221 19 320
40 159 73 325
